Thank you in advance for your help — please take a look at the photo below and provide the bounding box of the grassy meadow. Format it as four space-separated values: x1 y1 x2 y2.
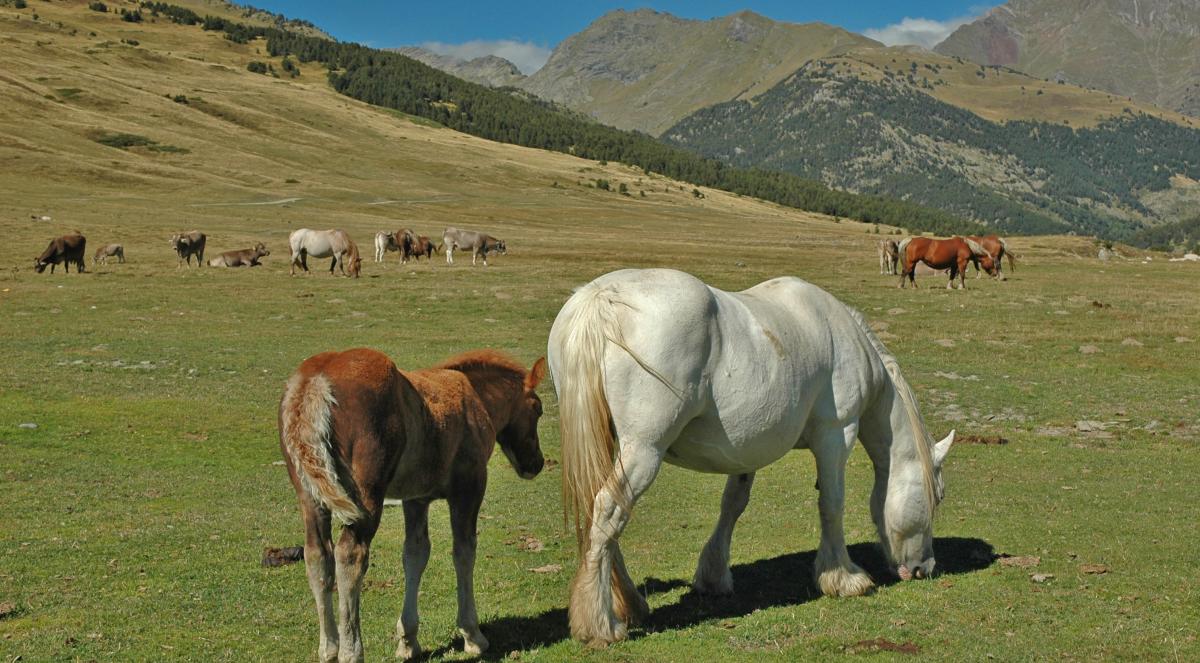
2 1 1200 661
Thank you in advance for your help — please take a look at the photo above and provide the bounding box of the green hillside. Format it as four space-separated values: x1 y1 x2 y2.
663 60 1200 239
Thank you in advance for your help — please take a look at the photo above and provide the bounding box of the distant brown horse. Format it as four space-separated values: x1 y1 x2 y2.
966 235 1016 280
280 348 546 661
898 236 992 289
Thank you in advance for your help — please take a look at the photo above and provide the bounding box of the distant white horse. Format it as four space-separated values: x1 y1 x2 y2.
289 228 361 277
373 231 398 263
548 269 953 645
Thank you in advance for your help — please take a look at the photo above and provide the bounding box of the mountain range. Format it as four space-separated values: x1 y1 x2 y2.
398 4 1199 237
935 0 1200 118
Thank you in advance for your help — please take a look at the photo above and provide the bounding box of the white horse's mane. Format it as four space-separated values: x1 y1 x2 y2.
847 307 940 510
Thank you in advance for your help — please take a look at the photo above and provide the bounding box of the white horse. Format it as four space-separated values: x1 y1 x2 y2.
289 228 361 278
373 231 398 263
547 269 954 645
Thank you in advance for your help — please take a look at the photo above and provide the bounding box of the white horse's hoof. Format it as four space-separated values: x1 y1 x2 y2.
818 566 875 597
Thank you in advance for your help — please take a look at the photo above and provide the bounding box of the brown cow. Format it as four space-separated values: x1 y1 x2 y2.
170 231 207 267
93 243 125 265
208 242 270 267
35 233 87 274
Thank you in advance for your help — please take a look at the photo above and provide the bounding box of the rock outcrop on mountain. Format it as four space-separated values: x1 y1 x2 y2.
391 47 527 88
935 0 1200 117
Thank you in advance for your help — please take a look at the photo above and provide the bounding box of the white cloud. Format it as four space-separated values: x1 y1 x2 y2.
419 40 552 75
862 14 982 50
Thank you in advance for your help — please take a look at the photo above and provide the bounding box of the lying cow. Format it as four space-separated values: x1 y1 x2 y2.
93 243 125 265
35 233 87 274
442 226 506 266
208 242 270 267
170 231 207 267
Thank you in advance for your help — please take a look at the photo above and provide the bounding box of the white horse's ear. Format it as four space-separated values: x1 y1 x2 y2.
933 430 955 468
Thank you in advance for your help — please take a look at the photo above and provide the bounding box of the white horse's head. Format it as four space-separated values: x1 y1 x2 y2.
881 430 954 580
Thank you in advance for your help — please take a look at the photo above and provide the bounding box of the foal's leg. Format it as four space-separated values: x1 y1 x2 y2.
811 421 874 597
448 487 489 655
396 500 430 660
693 472 756 595
303 502 339 663
570 443 662 645
335 514 380 663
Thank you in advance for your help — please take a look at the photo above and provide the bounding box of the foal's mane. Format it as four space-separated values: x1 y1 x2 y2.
436 350 527 392
848 308 940 512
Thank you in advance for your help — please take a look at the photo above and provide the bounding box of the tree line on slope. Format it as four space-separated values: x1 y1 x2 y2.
664 64 1200 239
135 2 983 237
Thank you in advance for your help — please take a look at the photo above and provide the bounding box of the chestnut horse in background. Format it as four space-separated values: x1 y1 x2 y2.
279 348 546 661
898 236 993 289
966 235 1016 280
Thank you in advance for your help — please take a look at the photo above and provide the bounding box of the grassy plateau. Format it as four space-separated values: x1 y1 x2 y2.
1 1 1198 661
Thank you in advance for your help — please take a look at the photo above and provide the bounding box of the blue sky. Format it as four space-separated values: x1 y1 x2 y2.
249 1 994 73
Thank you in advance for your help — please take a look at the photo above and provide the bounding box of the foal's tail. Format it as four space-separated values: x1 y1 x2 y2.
280 372 364 524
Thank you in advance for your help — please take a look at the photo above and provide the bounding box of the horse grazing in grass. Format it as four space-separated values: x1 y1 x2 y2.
878 238 899 275
548 269 954 645
289 228 361 278
898 236 992 289
966 235 1016 280
93 243 125 265
373 231 401 263
279 348 547 661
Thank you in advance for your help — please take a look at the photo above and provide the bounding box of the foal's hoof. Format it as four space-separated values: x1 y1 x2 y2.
460 628 489 656
395 638 421 660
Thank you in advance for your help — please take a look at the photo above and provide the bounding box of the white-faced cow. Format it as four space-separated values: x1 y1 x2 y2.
93 243 125 265
170 231 207 267
35 233 87 274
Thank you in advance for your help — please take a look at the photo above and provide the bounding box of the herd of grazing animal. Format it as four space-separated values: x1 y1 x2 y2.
879 234 1017 288
32 224 510 277
29 219 1019 660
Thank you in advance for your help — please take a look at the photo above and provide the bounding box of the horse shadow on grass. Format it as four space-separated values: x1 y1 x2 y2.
451 536 995 660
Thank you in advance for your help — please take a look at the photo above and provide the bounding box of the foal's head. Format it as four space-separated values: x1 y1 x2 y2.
497 357 547 480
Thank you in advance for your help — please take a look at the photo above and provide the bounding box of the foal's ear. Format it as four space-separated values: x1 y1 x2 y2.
526 357 547 389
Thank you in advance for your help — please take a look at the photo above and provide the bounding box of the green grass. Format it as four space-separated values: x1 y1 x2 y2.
0 2 1197 659
1 229 1198 662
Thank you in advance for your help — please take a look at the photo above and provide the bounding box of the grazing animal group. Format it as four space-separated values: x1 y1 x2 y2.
890 234 1016 288
280 267 954 660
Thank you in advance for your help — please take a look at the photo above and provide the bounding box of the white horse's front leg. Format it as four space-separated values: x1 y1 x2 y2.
812 422 874 597
570 444 661 645
396 501 430 660
693 472 755 595
445 246 454 264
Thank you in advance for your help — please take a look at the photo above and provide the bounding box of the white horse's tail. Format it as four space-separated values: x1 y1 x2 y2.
1000 238 1016 272
279 372 364 524
897 237 912 259
553 286 628 552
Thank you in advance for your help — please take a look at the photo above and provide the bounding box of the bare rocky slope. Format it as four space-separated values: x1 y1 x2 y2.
389 47 527 88
935 0 1200 117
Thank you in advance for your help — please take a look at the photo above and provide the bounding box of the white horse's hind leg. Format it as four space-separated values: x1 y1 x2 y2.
570 443 661 645
812 421 875 598
396 501 430 661
693 472 755 595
